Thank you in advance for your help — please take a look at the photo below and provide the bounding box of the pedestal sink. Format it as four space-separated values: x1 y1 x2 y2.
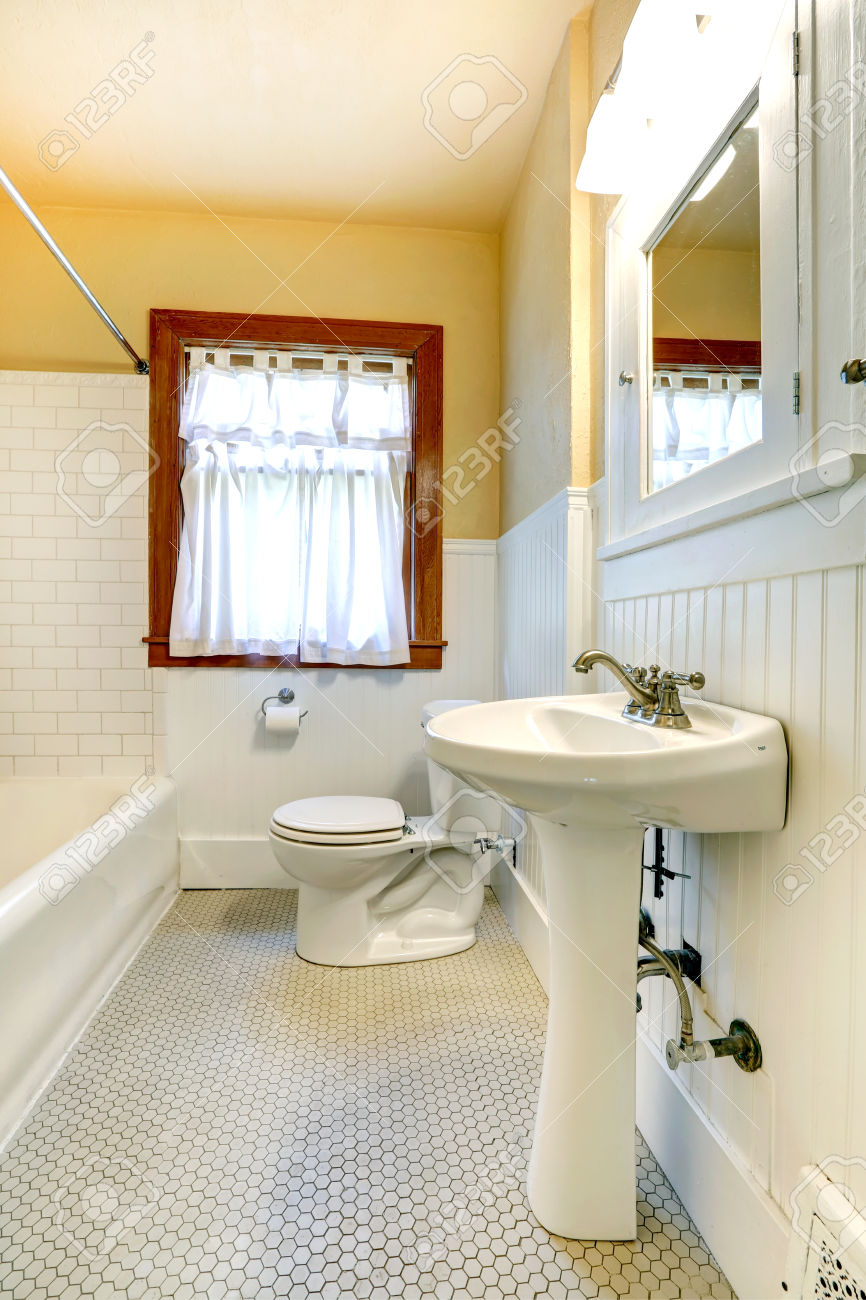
424 691 787 1240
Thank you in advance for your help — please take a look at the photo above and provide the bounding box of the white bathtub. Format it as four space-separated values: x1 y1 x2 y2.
0 775 178 1148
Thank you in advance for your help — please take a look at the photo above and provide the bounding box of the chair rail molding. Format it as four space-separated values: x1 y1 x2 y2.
596 477 866 603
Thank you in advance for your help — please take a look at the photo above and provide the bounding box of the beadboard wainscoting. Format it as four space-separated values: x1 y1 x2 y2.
0 371 153 779
496 487 594 701
488 479 866 1297
166 539 498 885
597 511 866 1300
491 488 594 981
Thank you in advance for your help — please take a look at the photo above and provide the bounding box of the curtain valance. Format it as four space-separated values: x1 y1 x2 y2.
181 348 411 453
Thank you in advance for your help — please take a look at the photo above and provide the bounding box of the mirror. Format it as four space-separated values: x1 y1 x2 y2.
648 98 762 493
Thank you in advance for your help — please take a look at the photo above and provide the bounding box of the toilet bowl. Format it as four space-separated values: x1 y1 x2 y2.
268 699 503 966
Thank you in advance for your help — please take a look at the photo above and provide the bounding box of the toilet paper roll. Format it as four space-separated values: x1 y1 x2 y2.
264 703 301 735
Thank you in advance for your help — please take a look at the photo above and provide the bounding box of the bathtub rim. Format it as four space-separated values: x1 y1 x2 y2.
0 772 179 1154
0 774 177 929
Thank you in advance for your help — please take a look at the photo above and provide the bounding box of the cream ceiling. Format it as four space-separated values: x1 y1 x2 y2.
0 0 588 232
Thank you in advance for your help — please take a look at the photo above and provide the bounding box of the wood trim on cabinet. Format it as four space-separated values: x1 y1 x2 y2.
146 309 444 670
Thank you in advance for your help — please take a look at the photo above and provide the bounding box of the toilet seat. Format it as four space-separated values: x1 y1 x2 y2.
270 795 406 846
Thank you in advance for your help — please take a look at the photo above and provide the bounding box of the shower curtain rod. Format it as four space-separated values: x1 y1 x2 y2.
0 163 149 375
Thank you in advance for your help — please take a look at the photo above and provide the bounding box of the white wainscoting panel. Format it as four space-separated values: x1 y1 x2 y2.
496 487 593 699
601 560 866 1298
492 477 866 1295
495 488 594 904
167 539 497 883
636 1032 792 1300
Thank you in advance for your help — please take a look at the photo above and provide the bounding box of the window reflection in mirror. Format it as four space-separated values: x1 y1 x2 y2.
648 99 761 494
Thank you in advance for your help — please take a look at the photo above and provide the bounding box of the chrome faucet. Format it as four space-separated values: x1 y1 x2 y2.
572 649 705 729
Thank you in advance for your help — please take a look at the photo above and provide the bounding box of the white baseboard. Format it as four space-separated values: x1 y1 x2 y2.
490 858 549 994
636 1031 790 1300
180 838 298 888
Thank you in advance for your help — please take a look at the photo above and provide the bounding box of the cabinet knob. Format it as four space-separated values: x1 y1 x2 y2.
840 358 866 384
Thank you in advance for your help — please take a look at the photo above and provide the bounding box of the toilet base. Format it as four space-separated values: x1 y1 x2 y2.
291 843 487 967
296 928 476 967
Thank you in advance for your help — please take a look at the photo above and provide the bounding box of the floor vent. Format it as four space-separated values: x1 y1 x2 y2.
787 1165 866 1300
809 1226 866 1300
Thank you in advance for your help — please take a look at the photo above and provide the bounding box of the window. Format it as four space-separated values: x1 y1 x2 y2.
146 311 445 669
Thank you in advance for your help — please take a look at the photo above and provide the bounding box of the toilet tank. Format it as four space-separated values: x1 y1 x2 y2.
421 699 504 834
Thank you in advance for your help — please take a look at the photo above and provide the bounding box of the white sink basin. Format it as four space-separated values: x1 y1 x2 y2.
424 691 788 1240
424 691 788 832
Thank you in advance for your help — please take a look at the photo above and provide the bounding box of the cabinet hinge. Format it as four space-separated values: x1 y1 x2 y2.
793 29 800 76
793 370 801 415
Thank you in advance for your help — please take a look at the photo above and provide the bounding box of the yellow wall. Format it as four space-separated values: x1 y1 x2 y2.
498 3 651 523
588 0 641 483
651 246 762 341
498 20 591 533
0 204 500 538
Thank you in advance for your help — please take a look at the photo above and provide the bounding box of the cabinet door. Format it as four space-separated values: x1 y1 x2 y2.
801 0 866 450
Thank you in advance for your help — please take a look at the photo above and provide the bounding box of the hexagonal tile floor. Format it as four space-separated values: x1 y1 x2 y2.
0 889 735 1299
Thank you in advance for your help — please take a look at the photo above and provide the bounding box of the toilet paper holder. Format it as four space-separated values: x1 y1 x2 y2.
260 687 309 721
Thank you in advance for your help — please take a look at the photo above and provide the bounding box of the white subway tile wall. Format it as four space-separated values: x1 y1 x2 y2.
0 372 491 812
0 372 154 779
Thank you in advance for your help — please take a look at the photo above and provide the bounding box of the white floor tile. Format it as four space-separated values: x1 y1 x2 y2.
0 889 734 1299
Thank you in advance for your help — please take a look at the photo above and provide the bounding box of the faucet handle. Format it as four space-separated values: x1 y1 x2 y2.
665 670 706 690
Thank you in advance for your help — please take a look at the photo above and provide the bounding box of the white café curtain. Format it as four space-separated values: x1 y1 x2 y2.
170 348 411 665
652 375 762 490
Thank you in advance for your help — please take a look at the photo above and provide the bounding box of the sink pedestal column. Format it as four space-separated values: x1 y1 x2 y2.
526 820 644 1241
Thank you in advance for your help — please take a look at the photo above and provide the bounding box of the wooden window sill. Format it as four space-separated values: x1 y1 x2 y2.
143 638 447 670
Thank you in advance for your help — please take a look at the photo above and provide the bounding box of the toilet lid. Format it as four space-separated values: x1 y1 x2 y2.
271 795 406 841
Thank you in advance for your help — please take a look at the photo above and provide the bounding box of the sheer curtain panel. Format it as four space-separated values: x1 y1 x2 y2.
651 378 762 490
170 348 412 665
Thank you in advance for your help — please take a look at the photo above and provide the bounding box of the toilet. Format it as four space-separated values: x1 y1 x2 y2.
268 699 504 966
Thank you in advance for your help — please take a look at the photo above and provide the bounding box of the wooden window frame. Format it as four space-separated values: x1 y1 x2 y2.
145 308 445 670
652 338 762 372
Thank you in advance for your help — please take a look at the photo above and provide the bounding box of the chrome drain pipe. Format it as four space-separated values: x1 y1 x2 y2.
637 913 762 1074
473 833 518 868
665 1020 762 1073
638 938 696 1045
